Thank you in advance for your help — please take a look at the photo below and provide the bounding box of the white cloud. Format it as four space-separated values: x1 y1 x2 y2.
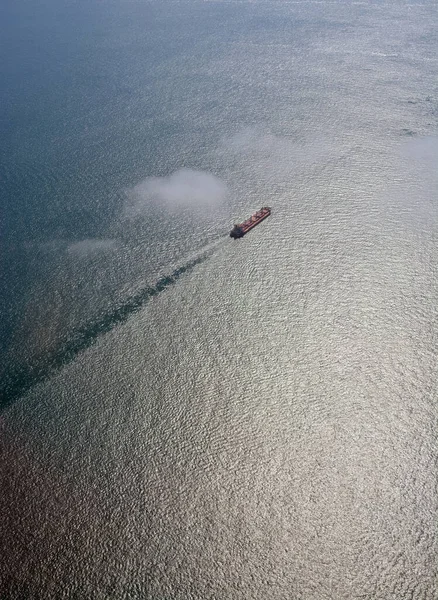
219 126 335 181
125 168 228 216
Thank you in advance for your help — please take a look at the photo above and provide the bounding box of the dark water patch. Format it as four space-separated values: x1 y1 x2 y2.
0 244 223 410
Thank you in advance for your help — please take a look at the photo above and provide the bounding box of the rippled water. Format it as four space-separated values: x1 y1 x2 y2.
1 0 438 598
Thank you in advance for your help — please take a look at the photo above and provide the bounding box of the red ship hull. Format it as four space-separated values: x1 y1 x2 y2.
230 207 271 238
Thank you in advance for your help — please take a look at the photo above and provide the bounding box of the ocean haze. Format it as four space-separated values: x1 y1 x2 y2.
1 0 438 598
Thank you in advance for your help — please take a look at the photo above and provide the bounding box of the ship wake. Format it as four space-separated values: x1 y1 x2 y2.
0 238 226 409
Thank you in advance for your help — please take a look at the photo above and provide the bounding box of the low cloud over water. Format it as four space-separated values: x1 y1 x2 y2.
125 168 228 216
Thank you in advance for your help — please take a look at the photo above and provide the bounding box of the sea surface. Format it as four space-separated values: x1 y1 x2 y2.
1 0 438 598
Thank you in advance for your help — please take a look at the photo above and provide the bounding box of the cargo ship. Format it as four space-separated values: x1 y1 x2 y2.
230 207 271 238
